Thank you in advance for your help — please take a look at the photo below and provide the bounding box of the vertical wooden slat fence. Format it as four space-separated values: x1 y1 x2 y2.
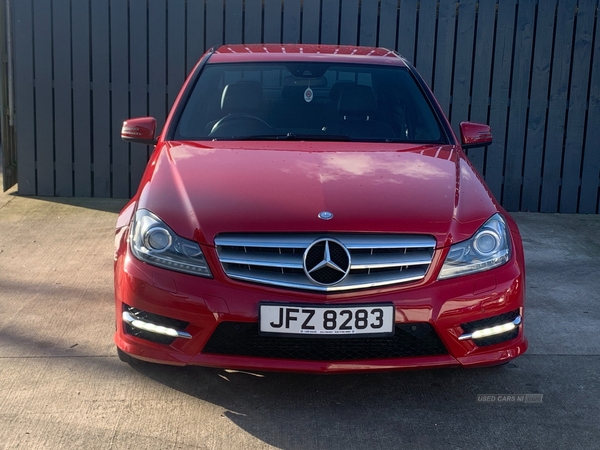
0 0 17 191
51 0 72 197
71 0 92 197
541 0 576 212
466 0 495 178
522 0 556 213
4 0 600 213
11 0 35 195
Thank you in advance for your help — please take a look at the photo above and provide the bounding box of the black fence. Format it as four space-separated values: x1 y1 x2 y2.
4 0 600 213
0 0 17 191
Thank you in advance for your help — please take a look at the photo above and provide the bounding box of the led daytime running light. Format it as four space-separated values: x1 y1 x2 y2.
122 311 192 339
458 316 522 341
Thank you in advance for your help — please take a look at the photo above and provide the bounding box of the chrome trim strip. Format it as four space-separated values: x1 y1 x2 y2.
341 235 436 249
224 267 427 292
215 235 315 248
122 311 192 339
458 316 522 341
215 233 437 249
219 248 432 270
218 250 304 269
350 251 433 269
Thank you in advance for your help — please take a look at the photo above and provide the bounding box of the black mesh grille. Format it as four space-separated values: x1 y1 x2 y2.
461 309 520 347
123 305 189 345
202 322 447 360
311 266 344 284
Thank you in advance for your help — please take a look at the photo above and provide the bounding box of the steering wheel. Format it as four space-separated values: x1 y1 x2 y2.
209 114 274 137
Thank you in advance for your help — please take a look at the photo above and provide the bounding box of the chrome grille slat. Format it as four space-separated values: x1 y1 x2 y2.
218 249 304 269
332 235 437 249
214 235 315 248
216 234 435 249
350 251 433 269
223 267 428 292
215 233 436 292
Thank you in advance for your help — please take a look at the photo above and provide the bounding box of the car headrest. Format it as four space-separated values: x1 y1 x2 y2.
329 81 355 104
221 81 263 113
337 84 377 117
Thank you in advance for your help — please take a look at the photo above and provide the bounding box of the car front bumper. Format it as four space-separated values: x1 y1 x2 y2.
114 237 527 373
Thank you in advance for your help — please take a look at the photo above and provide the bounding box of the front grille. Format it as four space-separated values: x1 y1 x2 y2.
461 309 520 347
123 305 190 345
215 233 436 292
202 322 447 360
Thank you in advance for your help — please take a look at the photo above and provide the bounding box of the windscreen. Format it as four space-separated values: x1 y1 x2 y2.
174 62 445 143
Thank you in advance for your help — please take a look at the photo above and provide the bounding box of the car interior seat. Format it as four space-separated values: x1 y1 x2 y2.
337 84 395 139
208 80 272 136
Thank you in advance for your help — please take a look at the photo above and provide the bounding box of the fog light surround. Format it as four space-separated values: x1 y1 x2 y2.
458 316 522 341
122 311 192 339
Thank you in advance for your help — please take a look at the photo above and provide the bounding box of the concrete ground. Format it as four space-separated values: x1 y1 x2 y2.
1 181 599 449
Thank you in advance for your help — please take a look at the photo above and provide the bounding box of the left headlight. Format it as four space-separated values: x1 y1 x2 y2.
438 213 511 280
129 209 212 277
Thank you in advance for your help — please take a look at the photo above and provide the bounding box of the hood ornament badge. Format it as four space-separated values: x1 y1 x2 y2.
318 211 334 220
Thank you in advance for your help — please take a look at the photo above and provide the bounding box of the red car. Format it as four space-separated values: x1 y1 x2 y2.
114 44 527 372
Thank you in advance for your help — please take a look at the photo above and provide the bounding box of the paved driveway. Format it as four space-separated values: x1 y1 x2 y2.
0 189 598 449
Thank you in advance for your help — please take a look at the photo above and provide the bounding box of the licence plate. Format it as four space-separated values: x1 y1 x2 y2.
259 303 395 337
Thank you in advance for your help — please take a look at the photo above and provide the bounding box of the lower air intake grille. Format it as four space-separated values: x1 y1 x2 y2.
202 322 447 360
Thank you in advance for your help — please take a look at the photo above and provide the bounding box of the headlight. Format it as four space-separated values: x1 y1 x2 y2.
129 209 212 277
438 214 511 280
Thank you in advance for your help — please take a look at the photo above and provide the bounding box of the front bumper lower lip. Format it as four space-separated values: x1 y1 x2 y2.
458 315 522 341
122 311 193 340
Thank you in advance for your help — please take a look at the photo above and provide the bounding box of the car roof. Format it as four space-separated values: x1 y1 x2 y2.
208 44 409 67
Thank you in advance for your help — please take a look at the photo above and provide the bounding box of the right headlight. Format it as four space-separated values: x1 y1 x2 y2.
129 209 212 277
438 213 511 280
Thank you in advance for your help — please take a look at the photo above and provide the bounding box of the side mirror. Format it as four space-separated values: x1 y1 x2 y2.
121 117 157 145
459 122 492 149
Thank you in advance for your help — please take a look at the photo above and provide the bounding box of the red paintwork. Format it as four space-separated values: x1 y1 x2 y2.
114 44 527 372
136 141 497 247
121 117 156 143
459 122 493 148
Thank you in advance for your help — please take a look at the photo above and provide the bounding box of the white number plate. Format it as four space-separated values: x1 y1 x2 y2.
259 303 395 337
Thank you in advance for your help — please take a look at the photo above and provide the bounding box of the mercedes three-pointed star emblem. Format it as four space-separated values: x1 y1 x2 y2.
303 238 351 286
